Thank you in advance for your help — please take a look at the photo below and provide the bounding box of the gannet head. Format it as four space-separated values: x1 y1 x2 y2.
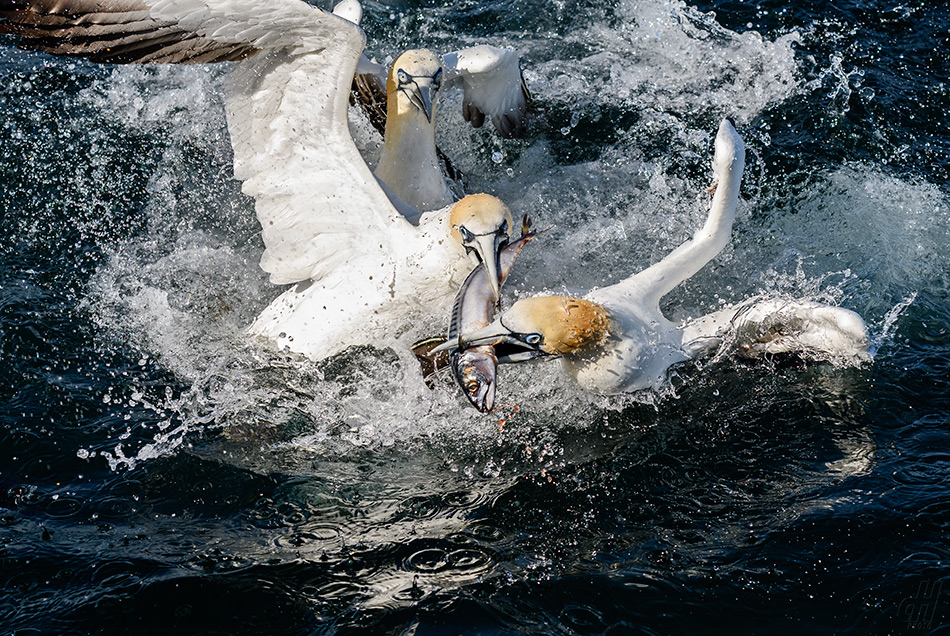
388 49 443 124
442 296 612 360
449 193 515 302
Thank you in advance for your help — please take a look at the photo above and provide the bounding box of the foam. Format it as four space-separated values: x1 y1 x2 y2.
76 0 935 469
526 0 800 125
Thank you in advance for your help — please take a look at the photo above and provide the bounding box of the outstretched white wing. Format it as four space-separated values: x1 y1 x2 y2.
591 118 746 310
0 0 420 286
0 0 352 63
442 44 529 139
223 18 415 285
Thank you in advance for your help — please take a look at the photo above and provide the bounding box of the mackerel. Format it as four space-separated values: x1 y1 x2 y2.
448 219 535 412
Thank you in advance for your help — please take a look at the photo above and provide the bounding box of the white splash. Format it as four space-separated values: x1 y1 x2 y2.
74 0 939 470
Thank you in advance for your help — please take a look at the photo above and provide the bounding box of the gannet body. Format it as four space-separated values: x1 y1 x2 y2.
441 119 869 395
249 193 515 359
0 0 531 359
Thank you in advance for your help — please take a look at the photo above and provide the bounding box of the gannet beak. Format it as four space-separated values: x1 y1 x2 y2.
432 317 547 362
431 320 506 355
471 231 506 303
454 320 510 348
404 81 435 124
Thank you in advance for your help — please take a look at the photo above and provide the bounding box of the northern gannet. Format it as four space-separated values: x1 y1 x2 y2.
371 45 528 212
437 119 869 395
0 0 530 359
248 192 515 359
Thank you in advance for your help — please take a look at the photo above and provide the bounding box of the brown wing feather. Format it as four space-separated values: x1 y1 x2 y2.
0 0 260 64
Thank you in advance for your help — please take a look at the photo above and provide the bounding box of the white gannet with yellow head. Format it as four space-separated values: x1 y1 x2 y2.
438 119 869 394
366 43 529 212
0 0 529 360
374 49 453 212
247 191 514 360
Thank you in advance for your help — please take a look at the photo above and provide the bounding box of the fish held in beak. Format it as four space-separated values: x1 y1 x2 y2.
431 220 536 411
451 347 497 412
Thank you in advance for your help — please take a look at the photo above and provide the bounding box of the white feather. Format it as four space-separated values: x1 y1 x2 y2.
443 45 529 137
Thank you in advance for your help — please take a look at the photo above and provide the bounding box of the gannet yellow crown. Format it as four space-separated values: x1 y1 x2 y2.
497 296 612 356
448 193 514 301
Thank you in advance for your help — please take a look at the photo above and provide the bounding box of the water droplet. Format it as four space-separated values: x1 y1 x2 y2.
491 151 505 164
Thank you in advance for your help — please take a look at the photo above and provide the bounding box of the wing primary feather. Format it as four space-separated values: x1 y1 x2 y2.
443 44 530 139
350 71 387 135
0 0 262 63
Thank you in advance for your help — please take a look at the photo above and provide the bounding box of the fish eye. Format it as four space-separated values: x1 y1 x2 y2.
525 333 542 345
457 225 474 243
397 69 410 85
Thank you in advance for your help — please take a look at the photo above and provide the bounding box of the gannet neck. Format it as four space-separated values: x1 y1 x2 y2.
379 96 438 167
375 115 447 212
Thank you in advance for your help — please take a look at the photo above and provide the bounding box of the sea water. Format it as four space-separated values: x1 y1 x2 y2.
1 0 948 633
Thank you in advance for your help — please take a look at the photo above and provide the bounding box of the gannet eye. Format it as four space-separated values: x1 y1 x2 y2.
525 333 542 346
432 69 443 90
499 219 508 236
457 225 474 243
397 69 410 85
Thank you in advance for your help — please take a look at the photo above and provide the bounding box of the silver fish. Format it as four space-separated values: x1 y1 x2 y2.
448 219 536 412
450 346 499 413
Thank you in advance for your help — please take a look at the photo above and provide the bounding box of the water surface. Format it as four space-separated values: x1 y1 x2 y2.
1 0 948 633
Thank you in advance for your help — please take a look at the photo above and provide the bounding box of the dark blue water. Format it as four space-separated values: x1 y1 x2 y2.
2 0 949 634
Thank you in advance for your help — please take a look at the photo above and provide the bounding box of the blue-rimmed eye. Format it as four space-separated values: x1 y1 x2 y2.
432 69 443 90
525 333 542 345
457 225 474 243
397 69 410 84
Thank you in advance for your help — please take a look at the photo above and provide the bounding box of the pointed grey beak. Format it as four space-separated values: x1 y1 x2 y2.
471 232 505 303
431 319 512 355
405 81 435 124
